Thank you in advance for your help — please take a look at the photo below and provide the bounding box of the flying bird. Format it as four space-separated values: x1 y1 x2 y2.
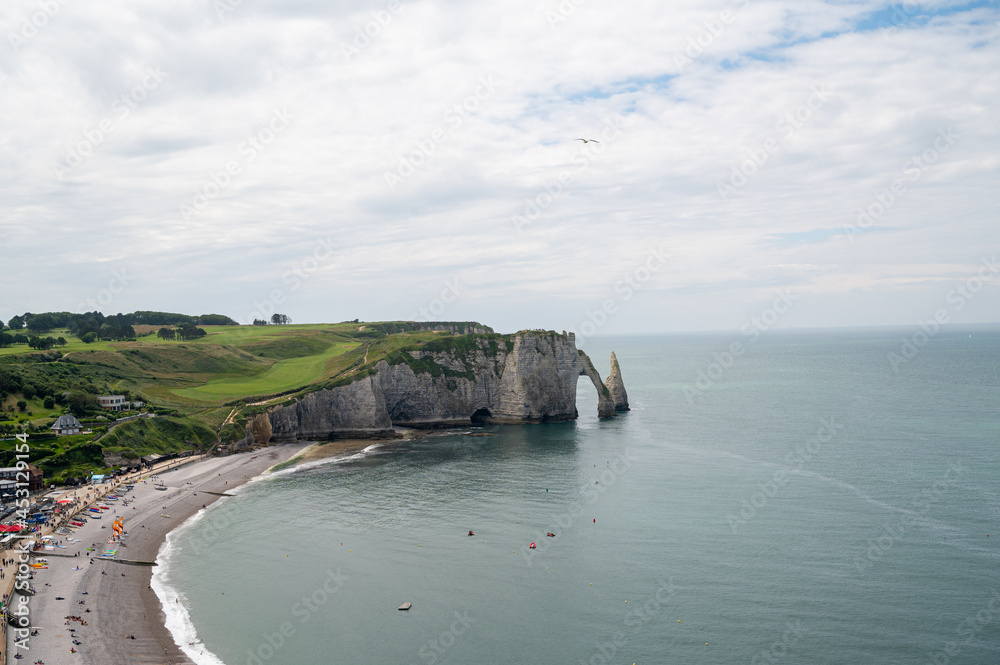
576 138 600 143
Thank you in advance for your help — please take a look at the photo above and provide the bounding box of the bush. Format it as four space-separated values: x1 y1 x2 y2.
43 397 55 409
16 400 27 412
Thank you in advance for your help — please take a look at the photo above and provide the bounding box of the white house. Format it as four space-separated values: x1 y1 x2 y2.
98 395 127 411
51 414 83 436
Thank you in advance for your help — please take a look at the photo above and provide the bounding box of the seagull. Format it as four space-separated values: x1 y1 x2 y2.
576 138 600 143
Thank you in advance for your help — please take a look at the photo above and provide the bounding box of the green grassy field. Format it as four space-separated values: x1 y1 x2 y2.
0 320 494 476
173 340 358 402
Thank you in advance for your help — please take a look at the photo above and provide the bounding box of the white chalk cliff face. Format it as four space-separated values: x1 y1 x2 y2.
604 351 629 412
254 331 625 444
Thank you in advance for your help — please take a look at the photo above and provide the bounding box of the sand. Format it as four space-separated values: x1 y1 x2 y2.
1 442 328 665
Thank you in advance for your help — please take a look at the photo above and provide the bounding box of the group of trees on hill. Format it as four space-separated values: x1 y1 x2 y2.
156 324 207 341
0 332 67 349
5 311 237 339
252 314 292 325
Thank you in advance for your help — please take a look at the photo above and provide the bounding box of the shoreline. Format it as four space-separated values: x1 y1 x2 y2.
5 442 319 665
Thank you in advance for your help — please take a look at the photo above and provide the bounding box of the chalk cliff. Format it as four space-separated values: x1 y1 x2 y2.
604 351 629 411
249 330 625 444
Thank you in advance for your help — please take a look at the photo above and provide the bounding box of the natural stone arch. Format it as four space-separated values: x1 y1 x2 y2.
577 354 616 418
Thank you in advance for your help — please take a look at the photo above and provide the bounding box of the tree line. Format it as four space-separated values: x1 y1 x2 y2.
0 333 68 349
4 310 238 337
156 324 208 341
252 314 292 326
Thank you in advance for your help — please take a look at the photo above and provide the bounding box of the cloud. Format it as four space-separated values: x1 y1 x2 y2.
0 0 997 333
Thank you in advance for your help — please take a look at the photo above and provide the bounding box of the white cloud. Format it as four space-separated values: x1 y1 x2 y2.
0 0 997 333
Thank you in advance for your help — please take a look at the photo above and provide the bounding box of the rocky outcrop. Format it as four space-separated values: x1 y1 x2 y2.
255 331 626 441
268 374 396 442
604 351 629 411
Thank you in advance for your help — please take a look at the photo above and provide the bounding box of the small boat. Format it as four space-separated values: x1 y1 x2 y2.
154 485 168 491
546 532 555 537
398 602 412 611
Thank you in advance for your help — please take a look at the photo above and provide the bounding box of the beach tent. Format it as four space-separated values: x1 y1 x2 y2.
0 524 22 533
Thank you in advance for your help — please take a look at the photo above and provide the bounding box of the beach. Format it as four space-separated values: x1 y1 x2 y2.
2 442 331 665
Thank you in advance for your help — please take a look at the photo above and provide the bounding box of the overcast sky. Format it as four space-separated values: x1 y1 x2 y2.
1 0 997 338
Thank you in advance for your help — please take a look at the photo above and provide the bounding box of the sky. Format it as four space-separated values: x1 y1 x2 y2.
1 0 998 341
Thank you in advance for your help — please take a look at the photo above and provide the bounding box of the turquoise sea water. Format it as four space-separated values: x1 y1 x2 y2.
155 328 1000 665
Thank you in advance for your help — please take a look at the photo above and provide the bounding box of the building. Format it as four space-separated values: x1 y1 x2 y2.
51 414 83 436
0 464 43 492
98 395 127 410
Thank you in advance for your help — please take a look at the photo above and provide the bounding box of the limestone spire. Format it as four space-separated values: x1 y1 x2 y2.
604 351 629 411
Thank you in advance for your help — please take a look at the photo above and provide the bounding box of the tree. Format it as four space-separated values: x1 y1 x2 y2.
253 319 268 326
57 337 67 346
271 313 282 325
157 327 176 341
176 323 206 340
81 332 97 343
26 313 56 333
66 391 99 414
43 397 55 410
7 315 24 330
16 400 27 412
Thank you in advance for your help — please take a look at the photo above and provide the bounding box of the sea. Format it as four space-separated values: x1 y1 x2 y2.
152 327 1000 665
